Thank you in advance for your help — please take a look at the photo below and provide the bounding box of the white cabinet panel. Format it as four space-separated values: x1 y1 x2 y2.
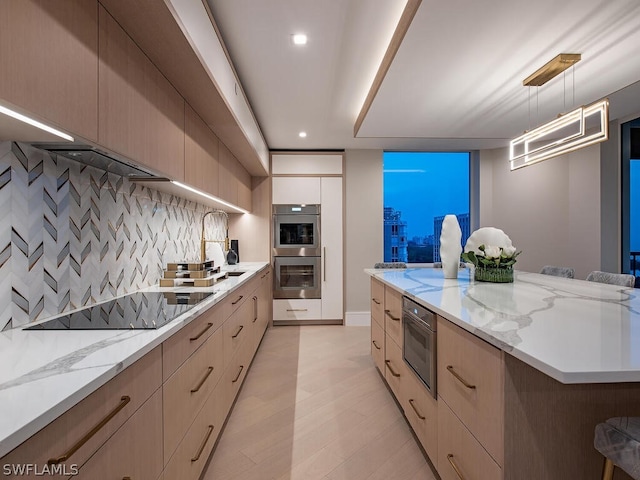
272 177 321 204
321 177 343 320
272 154 343 175
273 299 322 321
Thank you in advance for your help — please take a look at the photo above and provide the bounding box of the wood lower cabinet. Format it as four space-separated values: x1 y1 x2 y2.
384 287 403 347
98 4 184 180
1 347 162 476
371 279 384 322
384 334 405 399
400 364 438 466
370 317 385 374
0 267 271 480
438 400 501 480
437 319 504 466
163 326 224 461
74 388 163 480
0 0 98 142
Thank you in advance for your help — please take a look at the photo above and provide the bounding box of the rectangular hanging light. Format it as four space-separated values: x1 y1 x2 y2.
523 53 581 87
510 99 609 170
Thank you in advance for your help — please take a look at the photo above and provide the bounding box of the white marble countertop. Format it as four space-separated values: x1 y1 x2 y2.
366 267 640 385
0 262 268 458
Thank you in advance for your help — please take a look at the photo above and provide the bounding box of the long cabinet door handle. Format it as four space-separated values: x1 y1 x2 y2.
286 308 308 312
408 399 426 420
446 365 476 389
190 366 214 393
232 295 244 305
385 360 401 378
191 425 215 462
384 309 400 322
189 322 213 342
323 247 327 282
232 365 244 383
372 298 381 305
447 454 466 480
253 296 258 322
232 325 244 338
48 395 130 465
372 340 381 350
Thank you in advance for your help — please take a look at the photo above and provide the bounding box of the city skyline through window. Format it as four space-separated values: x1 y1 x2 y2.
383 152 470 263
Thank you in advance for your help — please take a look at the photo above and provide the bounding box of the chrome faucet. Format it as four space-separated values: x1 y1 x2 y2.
200 210 230 264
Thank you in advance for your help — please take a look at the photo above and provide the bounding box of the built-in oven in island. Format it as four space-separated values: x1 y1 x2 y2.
403 296 437 398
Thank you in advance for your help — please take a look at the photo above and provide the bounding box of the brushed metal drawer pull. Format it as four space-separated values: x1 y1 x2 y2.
232 365 244 383
447 454 465 480
447 365 476 389
48 395 130 465
384 309 400 322
191 366 214 393
372 340 381 350
191 425 215 462
189 322 213 342
123 477 131 480
385 360 401 377
232 295 244 305
408 399 426 420
253 296 258 322
232 325 244 338
372 298 381 305
286 308 308 312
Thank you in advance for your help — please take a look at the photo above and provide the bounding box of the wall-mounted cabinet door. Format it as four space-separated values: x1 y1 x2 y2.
321 177 343 320
218 142 238 206
271 177 321 205
0 0 98 142
235 160 252 212
98 5 184 181
185 103 219 196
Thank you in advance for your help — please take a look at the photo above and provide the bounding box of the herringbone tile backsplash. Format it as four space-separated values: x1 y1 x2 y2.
0 142 227 331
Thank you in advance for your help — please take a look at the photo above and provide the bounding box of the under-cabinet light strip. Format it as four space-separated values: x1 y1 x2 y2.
171 181 249 214
0 105 74 142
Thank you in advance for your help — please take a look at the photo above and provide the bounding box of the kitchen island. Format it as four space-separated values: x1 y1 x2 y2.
366 267 640 480
0 262 270 479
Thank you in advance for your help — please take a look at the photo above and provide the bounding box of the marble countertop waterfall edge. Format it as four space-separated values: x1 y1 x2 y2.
365 267 640 385
0 262 269 458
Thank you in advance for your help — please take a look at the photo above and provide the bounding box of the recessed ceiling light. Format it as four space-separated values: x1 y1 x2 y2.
298 131 307 138
292 34 307 45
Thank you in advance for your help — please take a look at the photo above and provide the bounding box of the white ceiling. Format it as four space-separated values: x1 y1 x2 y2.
207 0 640 152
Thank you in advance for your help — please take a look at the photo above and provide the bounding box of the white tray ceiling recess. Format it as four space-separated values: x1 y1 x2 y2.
207 0 640 152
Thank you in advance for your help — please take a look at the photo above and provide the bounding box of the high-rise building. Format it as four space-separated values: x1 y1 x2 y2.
433 213 470 262
383 207 408 262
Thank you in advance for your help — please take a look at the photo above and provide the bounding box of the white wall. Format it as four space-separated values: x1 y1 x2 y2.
345 149 383 324
479 145 601 279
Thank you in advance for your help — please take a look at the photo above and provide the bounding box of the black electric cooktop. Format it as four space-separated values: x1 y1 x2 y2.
25 291 214 330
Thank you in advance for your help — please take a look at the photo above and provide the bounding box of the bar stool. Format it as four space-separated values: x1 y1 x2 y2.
540 265 575 278
586 271 635 287
594 417 640 479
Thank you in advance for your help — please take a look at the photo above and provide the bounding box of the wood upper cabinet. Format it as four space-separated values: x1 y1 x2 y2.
235 160 252 212
0 0 98 142
185 102 219 196
98 5 184 181
218 142 238 206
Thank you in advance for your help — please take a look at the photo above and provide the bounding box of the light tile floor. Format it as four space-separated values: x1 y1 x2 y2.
201 325 437 480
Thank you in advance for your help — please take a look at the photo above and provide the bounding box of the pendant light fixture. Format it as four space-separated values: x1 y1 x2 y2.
510 53 609 170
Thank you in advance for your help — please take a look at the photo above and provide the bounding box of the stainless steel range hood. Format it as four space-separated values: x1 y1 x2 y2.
32 143 170 180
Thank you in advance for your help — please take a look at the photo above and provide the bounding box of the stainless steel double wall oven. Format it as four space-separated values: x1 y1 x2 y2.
272 205 321 299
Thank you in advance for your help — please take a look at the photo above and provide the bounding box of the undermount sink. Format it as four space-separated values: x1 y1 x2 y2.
226 271 246 277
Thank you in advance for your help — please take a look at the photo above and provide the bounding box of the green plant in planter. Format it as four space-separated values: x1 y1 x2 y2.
461 244 521 282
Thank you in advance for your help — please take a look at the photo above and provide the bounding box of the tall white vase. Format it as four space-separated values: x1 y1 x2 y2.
440 214 462 279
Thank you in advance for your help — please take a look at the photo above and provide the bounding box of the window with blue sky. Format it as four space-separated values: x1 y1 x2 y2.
383 152 470 263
